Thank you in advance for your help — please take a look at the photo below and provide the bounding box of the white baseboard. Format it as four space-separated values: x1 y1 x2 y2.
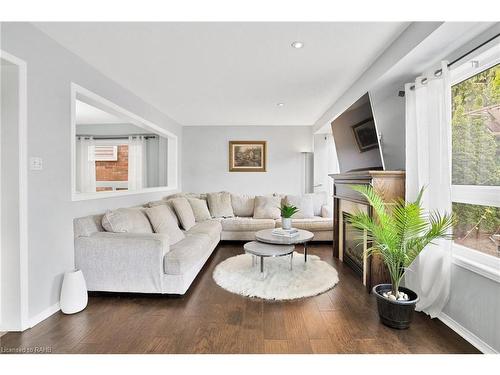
439 312 498 354
28 302 60 329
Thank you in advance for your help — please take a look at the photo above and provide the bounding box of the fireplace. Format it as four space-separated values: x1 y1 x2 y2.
330 170 405 292
342 212 364 278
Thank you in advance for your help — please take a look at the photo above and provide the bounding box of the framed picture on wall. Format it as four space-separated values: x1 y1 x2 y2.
229 141 267 172
351 118 379 152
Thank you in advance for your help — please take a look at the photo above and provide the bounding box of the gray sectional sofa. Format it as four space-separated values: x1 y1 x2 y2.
74 192 333 295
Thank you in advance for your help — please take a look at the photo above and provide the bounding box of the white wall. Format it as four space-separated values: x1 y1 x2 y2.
182 126 312 195
369 88 406 170
331 101 382 173
313 133 338 201
1 22 183 325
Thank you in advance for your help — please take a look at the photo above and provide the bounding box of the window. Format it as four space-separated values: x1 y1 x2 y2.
451 44 500 260
71 83 178 200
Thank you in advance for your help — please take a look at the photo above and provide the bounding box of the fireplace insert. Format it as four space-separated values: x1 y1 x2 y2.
342 212 364 278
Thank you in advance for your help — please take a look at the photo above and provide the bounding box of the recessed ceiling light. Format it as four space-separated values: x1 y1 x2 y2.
277 103 285 107
291 41 304 49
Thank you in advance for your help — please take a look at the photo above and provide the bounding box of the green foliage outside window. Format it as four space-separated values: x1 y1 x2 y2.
451 63 500 256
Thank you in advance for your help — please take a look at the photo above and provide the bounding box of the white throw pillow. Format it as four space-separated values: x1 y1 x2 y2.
187 197 212 222
286 195 315 218
170 197 196 230
305 191 329 216
321 205 333 218
207 192 234 218
253 196 281 219
102 208 153 233
144 205 185 245
231 194 255 217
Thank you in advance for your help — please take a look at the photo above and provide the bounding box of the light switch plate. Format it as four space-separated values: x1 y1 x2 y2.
30 157 43 171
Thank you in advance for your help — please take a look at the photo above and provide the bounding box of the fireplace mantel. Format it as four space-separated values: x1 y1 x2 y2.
329 170 405 292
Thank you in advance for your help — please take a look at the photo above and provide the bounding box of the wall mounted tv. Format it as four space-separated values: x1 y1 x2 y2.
331 93 384 173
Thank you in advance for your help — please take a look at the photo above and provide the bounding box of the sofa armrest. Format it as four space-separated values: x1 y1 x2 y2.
75 232 170 293
321 204 333 218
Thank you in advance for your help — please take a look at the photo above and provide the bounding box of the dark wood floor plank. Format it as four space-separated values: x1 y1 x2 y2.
0 243 480 354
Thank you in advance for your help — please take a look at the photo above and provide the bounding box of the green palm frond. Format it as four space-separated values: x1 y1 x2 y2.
347 185 454 294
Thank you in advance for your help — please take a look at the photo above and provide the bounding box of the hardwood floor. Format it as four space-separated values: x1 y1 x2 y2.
0 243 479 354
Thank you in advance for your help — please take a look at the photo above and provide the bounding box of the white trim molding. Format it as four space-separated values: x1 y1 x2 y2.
0 50 29 331
28 303 60 329
452 244 500 283
70 83 179 201
451 185 500 207
439 312 498 354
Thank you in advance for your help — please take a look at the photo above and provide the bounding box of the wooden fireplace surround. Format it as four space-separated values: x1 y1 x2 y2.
330 170 406 292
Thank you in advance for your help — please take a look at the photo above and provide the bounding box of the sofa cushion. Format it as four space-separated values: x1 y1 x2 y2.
144 205 185 245
231 194 255 217
305 192 329 216
164 234 213 275
285 195 315 218
253 195 281 219
147 199 180 226
275 217 333 231
207 191 234 218
187 198 212 222
102 208 153 234
170 198 196 230
221 217 276 232
185 220 222 243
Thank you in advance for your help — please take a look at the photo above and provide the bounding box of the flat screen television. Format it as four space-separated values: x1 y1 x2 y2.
331 93 384 173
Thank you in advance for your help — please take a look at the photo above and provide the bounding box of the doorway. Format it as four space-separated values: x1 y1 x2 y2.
0 51 28 332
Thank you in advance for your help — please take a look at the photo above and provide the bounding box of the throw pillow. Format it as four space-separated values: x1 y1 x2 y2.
207 192 234 218
170 197 196 230
253 195 281 219
187 197 212 222
148 199 180 226
102 208 153 233
305 191 329 216
286 195 315 218
231 194 255 217
144 205 185 245
321 205 333 218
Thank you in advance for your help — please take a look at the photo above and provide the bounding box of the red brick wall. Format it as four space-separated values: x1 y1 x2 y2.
96 145 129 182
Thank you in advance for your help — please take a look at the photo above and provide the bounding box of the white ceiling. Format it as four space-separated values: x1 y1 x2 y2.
35 22 409 126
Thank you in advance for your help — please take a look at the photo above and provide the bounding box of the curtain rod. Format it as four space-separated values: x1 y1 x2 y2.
407 32 500 91
77 134 158 140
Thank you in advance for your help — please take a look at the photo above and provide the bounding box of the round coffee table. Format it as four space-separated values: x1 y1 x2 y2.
243 241 295 273
255 228 314 262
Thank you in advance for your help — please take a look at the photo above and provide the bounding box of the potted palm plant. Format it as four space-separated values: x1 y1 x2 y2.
280 204 299 230
347 185 454 329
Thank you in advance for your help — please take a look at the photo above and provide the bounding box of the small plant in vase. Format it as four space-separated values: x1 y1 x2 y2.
280 204 299 230
347 185 454 329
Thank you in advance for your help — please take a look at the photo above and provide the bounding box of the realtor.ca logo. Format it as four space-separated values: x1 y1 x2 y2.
0 346 53 354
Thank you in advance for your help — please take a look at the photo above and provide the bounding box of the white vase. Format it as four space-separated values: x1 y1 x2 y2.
60 269 88 314
282 217 292 230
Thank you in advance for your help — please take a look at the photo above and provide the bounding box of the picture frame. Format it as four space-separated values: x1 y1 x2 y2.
229 140 267 172
351 118 379 152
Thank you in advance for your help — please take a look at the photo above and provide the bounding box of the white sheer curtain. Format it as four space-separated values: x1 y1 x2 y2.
128 136 147 190
75 136 96 193
404 61 452 318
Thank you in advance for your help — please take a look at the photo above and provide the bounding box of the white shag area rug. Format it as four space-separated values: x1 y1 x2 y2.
213 252 339 300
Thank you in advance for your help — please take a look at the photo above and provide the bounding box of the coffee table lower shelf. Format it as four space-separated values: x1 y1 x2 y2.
243 241 294 273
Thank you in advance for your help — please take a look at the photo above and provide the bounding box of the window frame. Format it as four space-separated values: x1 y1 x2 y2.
71 83 178 201
450 44 500 281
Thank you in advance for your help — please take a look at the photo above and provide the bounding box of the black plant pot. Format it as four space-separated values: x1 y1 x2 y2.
373 284 419 330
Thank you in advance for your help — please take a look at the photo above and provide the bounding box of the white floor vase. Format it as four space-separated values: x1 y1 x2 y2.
60 269 88 314
213 252 339 300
